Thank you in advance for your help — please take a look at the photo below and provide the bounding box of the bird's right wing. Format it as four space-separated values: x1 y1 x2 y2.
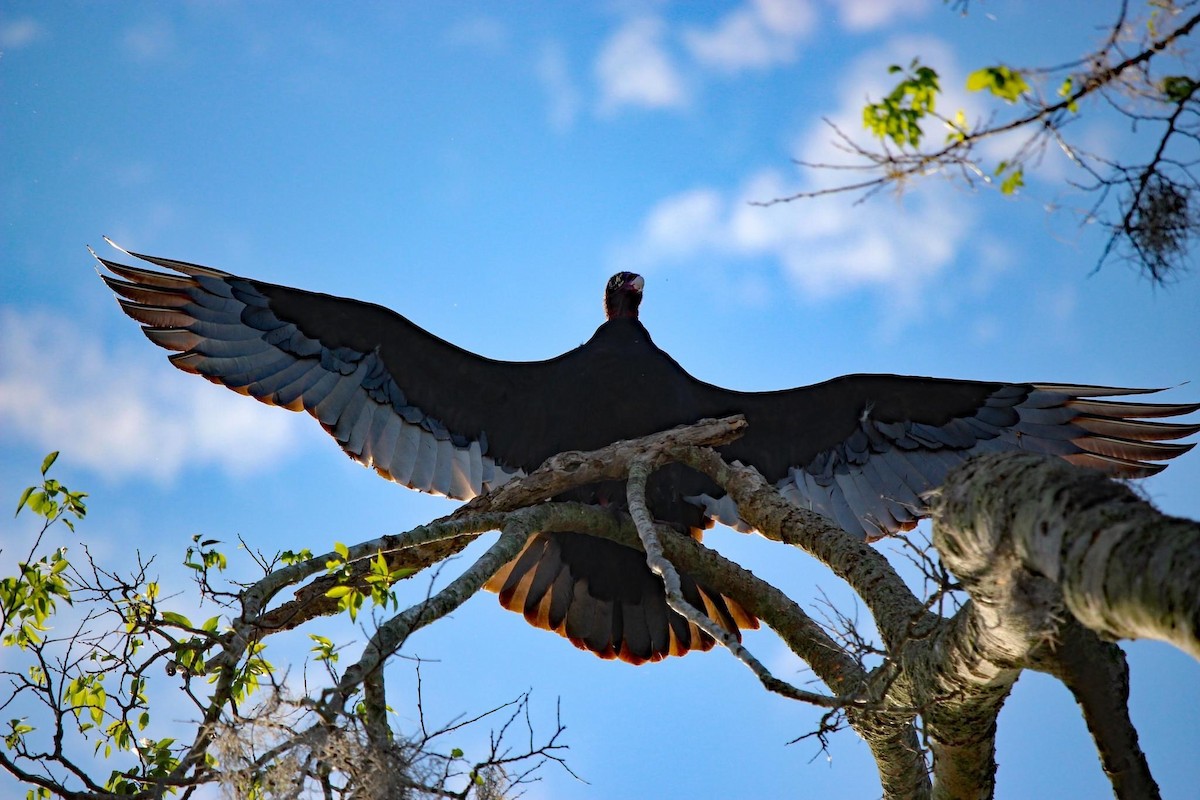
96 243 592 499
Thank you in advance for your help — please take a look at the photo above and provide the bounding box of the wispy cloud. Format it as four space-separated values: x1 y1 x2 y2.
587 0 933 118
618 169 972 302
0 308 303 485
445 16 509 54
616 36 981 305
832 0 932 32
595 17 688 113
0 17 42 49
683 0 816 73
536 41 581 132
121 18 175 63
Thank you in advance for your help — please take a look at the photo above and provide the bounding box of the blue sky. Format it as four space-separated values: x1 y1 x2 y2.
2 2 1198 798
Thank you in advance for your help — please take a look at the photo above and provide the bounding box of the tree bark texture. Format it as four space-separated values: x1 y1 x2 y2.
233 429 1194 800
936 452 1200 660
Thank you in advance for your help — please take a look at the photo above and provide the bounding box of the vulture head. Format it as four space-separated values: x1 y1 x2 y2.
604 271 644 320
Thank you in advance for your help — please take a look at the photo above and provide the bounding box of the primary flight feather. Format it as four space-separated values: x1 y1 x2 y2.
97 243 1199 664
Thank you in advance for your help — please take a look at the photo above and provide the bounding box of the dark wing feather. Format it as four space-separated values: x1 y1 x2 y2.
99 247 632 498
98 245 757 663
98 246 718 491
483 531 755 664
99 245 1196 660
690 377 1199 539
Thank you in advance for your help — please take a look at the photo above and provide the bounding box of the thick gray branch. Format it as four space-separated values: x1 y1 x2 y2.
929 452 1193 799
1027 618 1160 800
255 416 749 634
675 446 937 648
936 453 1200 660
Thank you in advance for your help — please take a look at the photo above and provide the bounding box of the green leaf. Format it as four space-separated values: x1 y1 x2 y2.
1056 76 1080 112
1161 75 1197 103
28 492 53 518
334 541 350 559
862 59 941 148
160 611 192 628
325 585 353 599
451 747 464 758
1000 168 1025 195
40 452 59 476
967 65 1029 103
14 486 34 516
995 161 1025 195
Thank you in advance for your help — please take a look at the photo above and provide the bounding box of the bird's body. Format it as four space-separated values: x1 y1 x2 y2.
99 247 1200 663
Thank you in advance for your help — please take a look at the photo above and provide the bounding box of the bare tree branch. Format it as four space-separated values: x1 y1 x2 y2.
1027 617 1160 800
6 430 1194 798
763 5 1200 280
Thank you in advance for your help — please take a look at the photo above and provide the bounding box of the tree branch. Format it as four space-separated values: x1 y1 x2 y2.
1027 617 1160 800
935 452 1200 660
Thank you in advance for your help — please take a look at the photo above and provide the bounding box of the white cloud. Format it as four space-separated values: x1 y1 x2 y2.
0 307 303 485
832 0 932 32
617 36 985 304
445 16 509 53
620 169 971 301
536 41 581 132
0 17 42 49
121 18 175 62
683 0 816 72
595 17 688 113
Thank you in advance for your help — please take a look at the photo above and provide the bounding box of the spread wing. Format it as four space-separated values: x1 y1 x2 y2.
97 245 756 664
95 244 616 499
693 376 1200 539
97 244 1198 663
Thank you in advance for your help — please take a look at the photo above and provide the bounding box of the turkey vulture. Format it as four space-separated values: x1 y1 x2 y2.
97 243 1199 664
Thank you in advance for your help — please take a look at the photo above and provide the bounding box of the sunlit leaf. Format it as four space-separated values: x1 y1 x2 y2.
14 486 34 517
1000 168 1025 195
967 65 1029 102
160 611 192 628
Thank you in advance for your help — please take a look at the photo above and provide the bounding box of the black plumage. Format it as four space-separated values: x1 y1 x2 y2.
97 244 1200 663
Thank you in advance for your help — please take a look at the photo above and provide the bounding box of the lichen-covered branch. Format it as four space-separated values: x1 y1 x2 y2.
936 452 1200 660
255 416 749 635
626 451 842 707
8 429 1191 799
675 445 937 648
929 451 1199 799
1027 618 1160 800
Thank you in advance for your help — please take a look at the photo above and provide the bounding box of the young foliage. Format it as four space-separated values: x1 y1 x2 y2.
778 3 1200 281
965 65 1029 103
863 60 941 148
2 455 570 799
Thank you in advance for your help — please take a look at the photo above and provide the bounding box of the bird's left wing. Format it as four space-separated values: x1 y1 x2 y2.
96 244 586 499
690 375 1199 539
